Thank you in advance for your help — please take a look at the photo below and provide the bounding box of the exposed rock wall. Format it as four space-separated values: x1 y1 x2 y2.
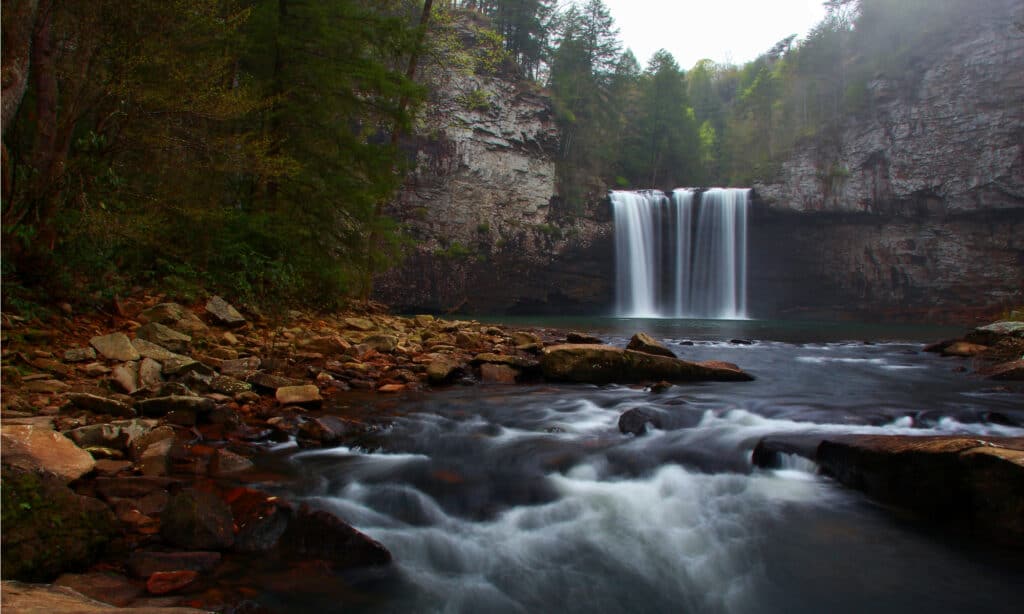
751 0 1024 317
375 64 610 314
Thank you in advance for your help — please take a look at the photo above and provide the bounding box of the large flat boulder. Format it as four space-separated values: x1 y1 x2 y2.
815 435 1024 546
2 425 95 483
540 344 753 384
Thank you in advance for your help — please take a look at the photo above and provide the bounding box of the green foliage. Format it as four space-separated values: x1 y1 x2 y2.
460 88 493 111
2 0 427 310
434 240 473 259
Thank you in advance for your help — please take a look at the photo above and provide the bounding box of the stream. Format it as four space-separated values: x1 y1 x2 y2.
253 319 1024 613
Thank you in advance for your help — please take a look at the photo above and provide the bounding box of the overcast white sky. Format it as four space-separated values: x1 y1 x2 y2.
600 0 828 69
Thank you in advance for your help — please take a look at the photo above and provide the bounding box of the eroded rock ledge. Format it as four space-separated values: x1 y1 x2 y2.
753 434 1024 546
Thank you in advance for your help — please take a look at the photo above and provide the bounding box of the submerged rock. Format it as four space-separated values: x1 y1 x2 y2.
279 506 391 568
540 344 753 384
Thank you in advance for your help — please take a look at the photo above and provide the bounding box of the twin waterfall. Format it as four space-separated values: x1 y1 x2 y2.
611 188 750 319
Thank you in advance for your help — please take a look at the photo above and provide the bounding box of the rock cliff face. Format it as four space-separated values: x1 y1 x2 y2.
752 0 1024 317
375 64 611 314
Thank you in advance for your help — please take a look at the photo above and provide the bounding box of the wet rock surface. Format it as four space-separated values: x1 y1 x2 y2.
540 344 754 384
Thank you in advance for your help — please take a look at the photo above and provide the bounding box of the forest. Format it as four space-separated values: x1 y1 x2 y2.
0 0 976 310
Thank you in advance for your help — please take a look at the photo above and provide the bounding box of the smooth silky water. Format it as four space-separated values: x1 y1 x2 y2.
254 318 1024 613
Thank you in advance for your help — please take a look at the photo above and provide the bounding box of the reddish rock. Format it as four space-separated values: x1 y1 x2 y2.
146 570 199 595
127 551 222 578
226 488 292 553
480 363 518 384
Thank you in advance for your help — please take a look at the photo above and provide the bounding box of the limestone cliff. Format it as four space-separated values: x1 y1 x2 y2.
752 0 1024 317
375 60 611 314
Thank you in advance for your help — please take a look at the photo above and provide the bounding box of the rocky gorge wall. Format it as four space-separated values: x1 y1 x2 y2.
374 61 612 314
751 0 1024 319
379 1 1023 319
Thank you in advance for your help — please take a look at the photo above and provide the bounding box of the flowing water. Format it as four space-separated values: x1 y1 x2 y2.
258 319 1024 613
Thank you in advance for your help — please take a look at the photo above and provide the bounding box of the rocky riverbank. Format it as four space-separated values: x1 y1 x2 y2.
1 293 755 611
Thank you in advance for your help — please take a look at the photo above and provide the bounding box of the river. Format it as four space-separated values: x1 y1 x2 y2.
252 318 1024 613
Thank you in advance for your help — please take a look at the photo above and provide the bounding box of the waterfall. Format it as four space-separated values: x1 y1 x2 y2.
611 188 750 319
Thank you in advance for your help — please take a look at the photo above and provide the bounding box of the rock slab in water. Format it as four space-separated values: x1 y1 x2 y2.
540 344 753 384
815 435 1024 546
626 332 676 358
275 385 322 406
1 425 96 482
279 506 391 568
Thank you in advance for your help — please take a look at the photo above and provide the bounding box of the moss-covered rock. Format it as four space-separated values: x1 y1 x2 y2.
1 467 115 581
540 344 753 384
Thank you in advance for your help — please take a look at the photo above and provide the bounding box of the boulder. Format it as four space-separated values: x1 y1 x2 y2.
618 408 663 435
220 356 261 377
511 331 542 352
135 395 214 418
540 344 754 384
161 356 213 377
135 322 191 354
248 372 304 391
160 489 235 550
126 550 221 579
63 420 157 453
138 438 174 476
54 572 144 607
426 357 462 385
298 416 352 444
226 488 292 553
0 581 213 613
472 353 539 370
138 302 189 325
279 506 391 568
480 363 518 384
208 374 251 395
89 333 140 362
626 332 676 358
363 334 398 353
981 360 1024 381
131 338 182 362
110 362 139 394
1 467 115 581
210 449 254 476
205 295 246 327
344 317 376 331
138 357 164 389
941 341 988 357
1 425 96 482
276 385 322 407
62 392 136 418
146 570 199 595
63 347 97 363
815 435 1024 546
965 320 1024 346
566 331 604 344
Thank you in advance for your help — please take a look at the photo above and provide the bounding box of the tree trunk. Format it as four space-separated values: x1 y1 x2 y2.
1 0 40 205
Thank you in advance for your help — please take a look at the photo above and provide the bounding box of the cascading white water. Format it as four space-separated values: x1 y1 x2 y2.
611 187 750 319
611 190 666 318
